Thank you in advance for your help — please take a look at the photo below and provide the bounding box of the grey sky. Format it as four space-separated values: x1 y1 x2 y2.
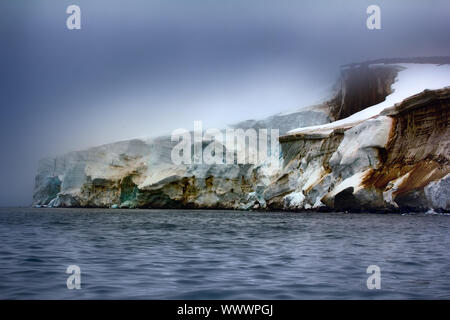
1 0 449 206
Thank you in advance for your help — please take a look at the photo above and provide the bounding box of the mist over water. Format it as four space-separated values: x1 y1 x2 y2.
1 208 449 299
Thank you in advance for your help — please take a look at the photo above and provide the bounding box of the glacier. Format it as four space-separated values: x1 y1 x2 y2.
33 58 450 212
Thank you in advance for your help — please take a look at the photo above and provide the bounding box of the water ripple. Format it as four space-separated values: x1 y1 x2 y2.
0 208 449 299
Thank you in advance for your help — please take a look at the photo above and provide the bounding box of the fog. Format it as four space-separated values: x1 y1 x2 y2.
1 0 449 205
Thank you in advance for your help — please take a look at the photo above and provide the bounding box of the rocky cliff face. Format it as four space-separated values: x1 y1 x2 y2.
33 60 450 212
268 88 450 212
364 88 450 210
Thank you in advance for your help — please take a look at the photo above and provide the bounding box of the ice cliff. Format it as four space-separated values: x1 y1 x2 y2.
33 58 450 212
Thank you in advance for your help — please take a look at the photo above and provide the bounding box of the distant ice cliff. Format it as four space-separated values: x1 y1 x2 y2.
33 58 450 212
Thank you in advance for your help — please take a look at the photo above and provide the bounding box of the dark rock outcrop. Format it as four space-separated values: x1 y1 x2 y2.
328 64 398 120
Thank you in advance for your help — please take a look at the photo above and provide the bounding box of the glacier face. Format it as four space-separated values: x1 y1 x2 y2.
33 108 330 210
33 61 450 212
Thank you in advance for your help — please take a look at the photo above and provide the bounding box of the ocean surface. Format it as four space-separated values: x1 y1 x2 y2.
0 208 449 299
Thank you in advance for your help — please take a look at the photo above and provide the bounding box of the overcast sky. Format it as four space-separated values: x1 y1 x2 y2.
1 0 449 206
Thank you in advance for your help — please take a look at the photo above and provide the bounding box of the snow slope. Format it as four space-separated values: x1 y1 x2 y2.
288 64 450 135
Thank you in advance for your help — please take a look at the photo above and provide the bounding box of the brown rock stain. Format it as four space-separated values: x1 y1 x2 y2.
363 88 450 200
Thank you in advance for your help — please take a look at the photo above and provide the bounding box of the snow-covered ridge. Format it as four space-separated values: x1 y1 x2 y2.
33 59 450 212
288 63 450 135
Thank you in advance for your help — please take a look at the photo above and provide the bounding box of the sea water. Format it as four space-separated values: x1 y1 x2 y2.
0 208 449 299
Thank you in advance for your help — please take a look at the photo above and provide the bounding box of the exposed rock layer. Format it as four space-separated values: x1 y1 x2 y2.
33 61 450 212
271 88 450 212
364 88 450 210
